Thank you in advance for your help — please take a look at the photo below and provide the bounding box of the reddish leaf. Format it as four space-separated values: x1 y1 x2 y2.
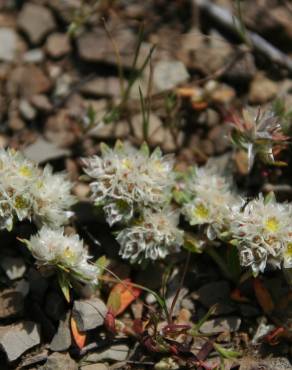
107 279 141 316
253 278 274 315
264 327 286 345
132 319 144 335
230 288 250 303
71 316 86 349
104 308 116 334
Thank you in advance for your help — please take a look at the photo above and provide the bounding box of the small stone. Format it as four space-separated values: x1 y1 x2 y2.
81 364 109 370
9 112 25 131
181 30 233 74
205 108 221 128
18 3 56 45
208 125 231 154
10 65 52 98
45 109 78 147
45 291 66 321
23 49 44 63
86 344 129 362
249 73 278 104
72 298 107 331
30 94 53 112
23 137 70 163
19 99 37 120
0 321 40 362
265 357 292 370
0 288 24 318
46 33 71 58
224 52 256 82
80 77 121 97
0 256 26 280
162 129 184 152
42 353 77 370
211 84 235 104
153 60 189 92
132 113 164 145
0 28 17 62
50 311 71 352
0 134 8 148
200 316 241 334
77 28 142 68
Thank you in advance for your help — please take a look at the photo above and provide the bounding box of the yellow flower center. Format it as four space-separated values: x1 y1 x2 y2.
14 195 28 209
264 217 279 233
19 165 33 178
121 159 133 170
153 160 163 172
193 203 209 220
285 243 292 258
62 247 76 262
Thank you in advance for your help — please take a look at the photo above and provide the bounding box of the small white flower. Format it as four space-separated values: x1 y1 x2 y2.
116 207 183 263
231 194 292 274
32 165 76 228
28 227 100 285
83 141 174 226
0 149 76 231
182 165 240 239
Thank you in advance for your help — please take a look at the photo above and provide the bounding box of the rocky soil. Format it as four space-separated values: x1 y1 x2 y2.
1 0 292 369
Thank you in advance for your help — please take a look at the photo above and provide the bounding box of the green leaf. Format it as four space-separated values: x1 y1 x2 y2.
264 191 276 205
183 233 204 254
100 142 111 156
214 343 241 359
107 290 121 313
17 237 31 250
103 107 120 124
140 142 150 157
96 255 109 276
152 146 162 158
87 105 96 126
58 272 71 303
114 140 124 152
190 305 218 335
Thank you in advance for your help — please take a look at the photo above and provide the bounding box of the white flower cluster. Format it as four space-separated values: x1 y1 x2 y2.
83 142 183 263
83 141 174 226
231 194 292 275
182 165 240 240
117 208 183 263
27 227 100 285
0 149 76 231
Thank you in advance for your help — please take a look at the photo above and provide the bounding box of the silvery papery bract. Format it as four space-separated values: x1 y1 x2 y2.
32 165 76 228
0 148 75 231
27 227 100 285
231 194 292 275
116 207 183 263
82 142 174 226
182 165 240 240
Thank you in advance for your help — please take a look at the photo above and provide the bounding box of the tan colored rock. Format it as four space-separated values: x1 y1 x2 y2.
18 3 56 45
45 109 78 147
80 77 122 97
132 113 164 145
9 65 52 98
249 73 278 104
0 321 40 362
46 32 71 58
30 94 53 112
